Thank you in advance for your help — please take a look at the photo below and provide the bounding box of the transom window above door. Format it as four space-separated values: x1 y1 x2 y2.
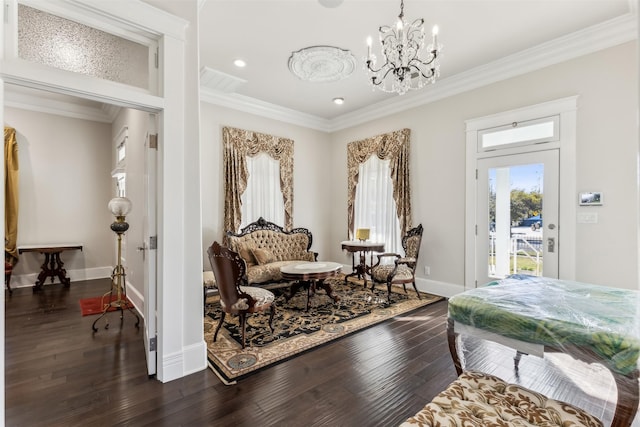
13 2 158 93
478 116 559 152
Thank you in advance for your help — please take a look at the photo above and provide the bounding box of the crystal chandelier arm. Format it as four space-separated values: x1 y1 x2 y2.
408 63 436 80
370 65 399 87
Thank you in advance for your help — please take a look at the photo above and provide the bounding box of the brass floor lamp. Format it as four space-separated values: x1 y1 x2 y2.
92 197 140 332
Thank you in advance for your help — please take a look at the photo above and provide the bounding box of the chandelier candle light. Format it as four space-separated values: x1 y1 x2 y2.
365 0 441 95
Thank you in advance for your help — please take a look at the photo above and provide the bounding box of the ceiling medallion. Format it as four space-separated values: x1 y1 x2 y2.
288 46 356 83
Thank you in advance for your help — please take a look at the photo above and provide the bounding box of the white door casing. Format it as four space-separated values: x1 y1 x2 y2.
0 0 202 386
465 96 578 291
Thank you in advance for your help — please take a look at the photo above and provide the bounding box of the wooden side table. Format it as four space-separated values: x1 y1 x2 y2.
18 244 83 291
340 241 385 287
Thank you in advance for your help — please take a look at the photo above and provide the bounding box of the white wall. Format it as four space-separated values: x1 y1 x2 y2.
328 41 638 291
5 106 113 287
199 103 334 268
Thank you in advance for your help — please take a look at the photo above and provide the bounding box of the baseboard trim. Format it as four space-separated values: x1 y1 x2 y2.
415 277 465 299
9 266 113 289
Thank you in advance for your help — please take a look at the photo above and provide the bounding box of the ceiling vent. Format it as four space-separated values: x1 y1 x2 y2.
200 66 247 94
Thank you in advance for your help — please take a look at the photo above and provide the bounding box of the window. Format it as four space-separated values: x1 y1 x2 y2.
117 142 126 163
478 116 559 152
222 126 294 232
354 156 402 255
347 128 412 255
240 152 284 228
17 4 152 90
112 127 127 197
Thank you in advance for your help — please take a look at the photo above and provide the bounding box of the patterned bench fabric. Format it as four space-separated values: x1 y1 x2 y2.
400 371 602 427
448 276 640 375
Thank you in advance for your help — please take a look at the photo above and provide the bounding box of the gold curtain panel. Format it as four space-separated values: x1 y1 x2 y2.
222 126 294 233
347 128 412 238
4 126 19 264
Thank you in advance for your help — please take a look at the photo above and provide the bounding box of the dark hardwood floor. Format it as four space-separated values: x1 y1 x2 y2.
5 278 637 426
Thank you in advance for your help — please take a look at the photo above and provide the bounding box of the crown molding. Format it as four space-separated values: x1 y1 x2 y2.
200 88 332 132
5 86 115 123
201 12 637 133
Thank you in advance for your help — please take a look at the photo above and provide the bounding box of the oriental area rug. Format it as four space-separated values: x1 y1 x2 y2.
204 276 442 384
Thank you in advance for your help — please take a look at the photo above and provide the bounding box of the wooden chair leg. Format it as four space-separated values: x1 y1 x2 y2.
5 270 12 295
213 312 225 342
239 313 247 349
402 284 407 294
412 280 420 299
386 281 392 302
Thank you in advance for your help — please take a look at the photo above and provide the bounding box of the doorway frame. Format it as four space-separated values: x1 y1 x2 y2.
464 96 578 290
0 0 205 392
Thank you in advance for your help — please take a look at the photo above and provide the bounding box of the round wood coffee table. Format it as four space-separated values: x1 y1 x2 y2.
280 262 342 311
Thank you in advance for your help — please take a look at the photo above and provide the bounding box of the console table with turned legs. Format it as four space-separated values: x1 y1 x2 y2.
18 244 83 291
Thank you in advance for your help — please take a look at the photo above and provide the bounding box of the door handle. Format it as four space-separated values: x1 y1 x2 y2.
137 244 147 261
547 237 555 253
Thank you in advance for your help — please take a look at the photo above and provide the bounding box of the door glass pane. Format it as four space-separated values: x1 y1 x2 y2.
18 4 150 89
488 163 543 278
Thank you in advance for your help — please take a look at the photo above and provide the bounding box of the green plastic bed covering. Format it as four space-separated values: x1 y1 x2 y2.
448 275 640 375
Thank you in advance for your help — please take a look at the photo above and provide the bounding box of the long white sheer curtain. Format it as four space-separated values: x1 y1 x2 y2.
240 152 284 228
354 155 402 257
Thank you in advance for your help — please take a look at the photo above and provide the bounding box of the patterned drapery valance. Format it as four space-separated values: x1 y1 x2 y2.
222 126 294 233
347 128 412 237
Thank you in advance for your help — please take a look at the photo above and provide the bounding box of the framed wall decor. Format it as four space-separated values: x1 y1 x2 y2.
579 192 603 206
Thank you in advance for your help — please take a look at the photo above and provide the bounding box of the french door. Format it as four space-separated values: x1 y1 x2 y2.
475 149 559 286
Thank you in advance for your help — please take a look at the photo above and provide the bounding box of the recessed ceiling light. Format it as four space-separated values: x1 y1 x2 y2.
333 97 344 105
233 59 246 68
319 0 344 7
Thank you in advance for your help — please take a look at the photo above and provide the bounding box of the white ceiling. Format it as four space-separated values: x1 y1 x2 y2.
198 0 634 122
5 1 636 128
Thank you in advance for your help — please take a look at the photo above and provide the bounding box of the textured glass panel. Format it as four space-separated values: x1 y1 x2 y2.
18 4 149 89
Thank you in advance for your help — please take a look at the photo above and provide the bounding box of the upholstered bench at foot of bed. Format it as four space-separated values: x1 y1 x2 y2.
400 370 603 427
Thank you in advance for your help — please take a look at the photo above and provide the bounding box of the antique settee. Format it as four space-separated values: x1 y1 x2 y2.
204 217 317 296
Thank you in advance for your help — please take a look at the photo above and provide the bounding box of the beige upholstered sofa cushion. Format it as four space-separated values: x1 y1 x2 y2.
227 229 315 285
400 370 602 427
228 230 314 262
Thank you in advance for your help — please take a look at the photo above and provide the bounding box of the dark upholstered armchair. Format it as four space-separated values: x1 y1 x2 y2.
370 224 423 302
207 241 276 348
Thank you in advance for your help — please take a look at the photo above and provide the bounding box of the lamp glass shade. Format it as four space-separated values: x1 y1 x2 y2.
108 197 132 217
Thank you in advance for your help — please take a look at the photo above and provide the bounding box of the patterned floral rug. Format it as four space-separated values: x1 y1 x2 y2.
204 276 442 384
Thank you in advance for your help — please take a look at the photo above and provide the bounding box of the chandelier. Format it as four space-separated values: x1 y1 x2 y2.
365 0 442 95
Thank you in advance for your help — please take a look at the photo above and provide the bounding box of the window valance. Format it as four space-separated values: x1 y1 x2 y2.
222 126 294 232
347 128 412 237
